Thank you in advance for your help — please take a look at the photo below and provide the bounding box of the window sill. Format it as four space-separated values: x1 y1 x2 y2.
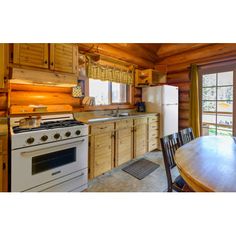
82 104 135 111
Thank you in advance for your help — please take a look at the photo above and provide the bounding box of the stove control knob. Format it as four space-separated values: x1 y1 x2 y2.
41 135 48 142
75 130 81 136
65 131 71 137
26 137 35 144
54 133 60 139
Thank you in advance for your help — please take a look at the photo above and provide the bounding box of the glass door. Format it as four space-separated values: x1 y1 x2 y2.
201 71 234 136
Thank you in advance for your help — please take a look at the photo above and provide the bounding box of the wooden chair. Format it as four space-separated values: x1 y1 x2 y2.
179 128 195 145
160 133 187 192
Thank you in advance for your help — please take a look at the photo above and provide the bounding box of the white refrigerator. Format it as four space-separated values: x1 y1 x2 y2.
142 85 179 139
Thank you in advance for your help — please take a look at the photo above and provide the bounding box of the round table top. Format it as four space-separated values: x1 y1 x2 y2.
175 136 236 192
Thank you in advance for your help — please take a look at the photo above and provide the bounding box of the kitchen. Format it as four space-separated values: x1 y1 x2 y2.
1 43 236 192
1 1 236 235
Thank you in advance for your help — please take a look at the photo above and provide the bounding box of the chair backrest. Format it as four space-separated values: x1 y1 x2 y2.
179 127 195 145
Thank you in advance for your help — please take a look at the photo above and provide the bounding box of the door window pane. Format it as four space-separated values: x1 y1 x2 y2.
217 71 233 86
202 101 216 112
217 101 233 113
202 73 216 87
201 70 234 137
217 127 232 136
112 82 127 103
202 87 216 100
217 114 232 126
202 114 216 124
217 86 233 100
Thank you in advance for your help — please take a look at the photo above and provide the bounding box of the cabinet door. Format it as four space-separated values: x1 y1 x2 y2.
13 43 49 69
0 44 8 89
0 135 8 192
134 118 147 158
50 44 78 74
116 128 133 166
90 132 114 178
0 139 2 192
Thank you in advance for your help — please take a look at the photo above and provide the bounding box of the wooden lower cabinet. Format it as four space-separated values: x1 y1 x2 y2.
147 115 160 152
89 122 115 179
0 135 8 192
115 119 133 166
88 114 159 179
133 117 148 158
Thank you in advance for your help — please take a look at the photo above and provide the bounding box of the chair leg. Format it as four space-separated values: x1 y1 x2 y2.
167 186 172 192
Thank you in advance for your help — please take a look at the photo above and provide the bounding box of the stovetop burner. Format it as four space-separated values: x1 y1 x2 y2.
13 120 85 134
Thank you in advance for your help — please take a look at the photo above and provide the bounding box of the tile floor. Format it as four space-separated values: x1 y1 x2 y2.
87 151 180 192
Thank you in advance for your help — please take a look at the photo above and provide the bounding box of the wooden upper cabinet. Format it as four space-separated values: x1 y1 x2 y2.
13 43 49 69
50 44 78 74
0 44 8 89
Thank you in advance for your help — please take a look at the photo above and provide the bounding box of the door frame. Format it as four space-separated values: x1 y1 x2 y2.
198 62 236 136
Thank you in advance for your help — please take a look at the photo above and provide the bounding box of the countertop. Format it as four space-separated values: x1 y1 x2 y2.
74 112 158 124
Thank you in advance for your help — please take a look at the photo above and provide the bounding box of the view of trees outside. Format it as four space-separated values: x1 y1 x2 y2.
202 71 233 136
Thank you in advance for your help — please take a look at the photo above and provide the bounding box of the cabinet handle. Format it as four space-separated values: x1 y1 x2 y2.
51 62 54 66
44 60 48 64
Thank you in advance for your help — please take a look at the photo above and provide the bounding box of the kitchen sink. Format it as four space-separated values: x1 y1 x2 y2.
108 113 131 117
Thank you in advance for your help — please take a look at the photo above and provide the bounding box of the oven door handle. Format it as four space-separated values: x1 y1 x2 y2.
21 139 85 158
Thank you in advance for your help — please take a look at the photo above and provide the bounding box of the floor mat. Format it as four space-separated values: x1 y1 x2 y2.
122 159 160 180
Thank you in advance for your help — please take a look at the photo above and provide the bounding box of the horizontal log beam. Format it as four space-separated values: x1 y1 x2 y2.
168 82 190 92
157 43 212 59
158 44 236 66
78 43 154 69
111 43 159 62
10 83 72 94
11 91 82 107
179 119 190 129
167 52 236 73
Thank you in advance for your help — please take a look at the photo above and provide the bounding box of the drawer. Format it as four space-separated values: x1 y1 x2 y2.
148 115 158 123
149 122 158 130
90 122 114 134
116 119 133 129
134 117 147 126
148 138 158 151
149 129 158 139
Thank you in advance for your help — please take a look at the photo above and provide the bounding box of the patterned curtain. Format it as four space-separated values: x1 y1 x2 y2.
87 57 134 85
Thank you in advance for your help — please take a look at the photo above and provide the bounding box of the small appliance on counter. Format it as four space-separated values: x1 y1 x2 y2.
136 102 146 112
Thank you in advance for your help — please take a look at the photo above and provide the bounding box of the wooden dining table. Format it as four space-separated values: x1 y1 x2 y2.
174 136 236 192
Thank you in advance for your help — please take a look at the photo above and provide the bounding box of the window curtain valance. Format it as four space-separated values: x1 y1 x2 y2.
87 57 134 85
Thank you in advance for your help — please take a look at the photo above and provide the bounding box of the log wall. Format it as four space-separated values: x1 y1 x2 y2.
167 70 190 129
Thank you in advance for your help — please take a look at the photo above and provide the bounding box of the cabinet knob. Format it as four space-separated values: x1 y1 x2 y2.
44 60 48 64
51 62 54 66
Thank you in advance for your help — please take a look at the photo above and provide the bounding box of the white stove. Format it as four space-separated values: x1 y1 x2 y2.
10 114 89 192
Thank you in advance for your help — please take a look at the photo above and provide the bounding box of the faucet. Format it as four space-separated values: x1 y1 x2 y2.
115 106 120 116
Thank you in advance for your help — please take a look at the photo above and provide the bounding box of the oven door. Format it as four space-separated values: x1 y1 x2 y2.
11 136 88 192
